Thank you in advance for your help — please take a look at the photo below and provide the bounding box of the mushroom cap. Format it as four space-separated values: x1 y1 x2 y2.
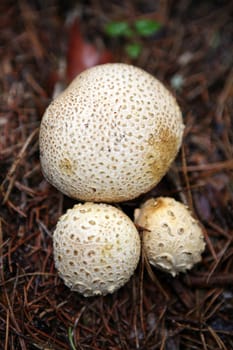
53 202 141 297
134 197 205 276
40 63 184 202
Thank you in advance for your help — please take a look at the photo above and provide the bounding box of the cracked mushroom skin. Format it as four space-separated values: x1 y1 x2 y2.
39 63 184 202
53 202 141 297
134 197 205 276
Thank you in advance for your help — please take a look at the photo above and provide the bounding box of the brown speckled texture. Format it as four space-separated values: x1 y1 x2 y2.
134 197 205 276
53 202 141 297
39 63 184 202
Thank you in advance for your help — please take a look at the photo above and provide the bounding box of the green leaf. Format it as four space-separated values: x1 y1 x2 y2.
68 327 77 350
134 19 161 36
105 21 133 38
125 43 142 59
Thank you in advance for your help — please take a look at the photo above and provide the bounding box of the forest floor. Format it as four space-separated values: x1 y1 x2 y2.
0 1 233 349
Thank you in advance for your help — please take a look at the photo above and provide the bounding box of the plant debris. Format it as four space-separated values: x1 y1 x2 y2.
0 1 233 349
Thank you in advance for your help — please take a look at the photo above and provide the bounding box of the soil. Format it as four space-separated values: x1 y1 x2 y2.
0 1 233 349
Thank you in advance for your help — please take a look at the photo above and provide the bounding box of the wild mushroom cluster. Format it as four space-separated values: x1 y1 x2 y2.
39 63 205 297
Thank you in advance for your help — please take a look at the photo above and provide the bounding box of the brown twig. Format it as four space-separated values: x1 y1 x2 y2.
1 127 39 204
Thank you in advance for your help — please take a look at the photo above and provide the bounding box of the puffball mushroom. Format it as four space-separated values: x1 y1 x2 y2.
53 202 141 297
134 197 205 277
40 63 184 202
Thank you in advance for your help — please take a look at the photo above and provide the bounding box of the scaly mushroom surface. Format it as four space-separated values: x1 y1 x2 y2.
134 197 205 276
53 202 141 296
40 63 184 202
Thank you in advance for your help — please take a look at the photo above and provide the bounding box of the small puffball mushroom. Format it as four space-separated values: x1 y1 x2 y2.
40 63 184 202
53 202 141 297
134 197 205 277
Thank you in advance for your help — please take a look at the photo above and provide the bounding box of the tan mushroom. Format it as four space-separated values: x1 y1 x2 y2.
134 197 205 276
39 63 184 202
53 202 141 296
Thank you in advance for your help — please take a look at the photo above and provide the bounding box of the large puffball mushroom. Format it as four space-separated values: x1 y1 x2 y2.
134 197 205 277
40 63 184 202
53 202 141 297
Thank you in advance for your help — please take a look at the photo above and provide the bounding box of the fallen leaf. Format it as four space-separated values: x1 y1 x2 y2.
66 19 113 83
